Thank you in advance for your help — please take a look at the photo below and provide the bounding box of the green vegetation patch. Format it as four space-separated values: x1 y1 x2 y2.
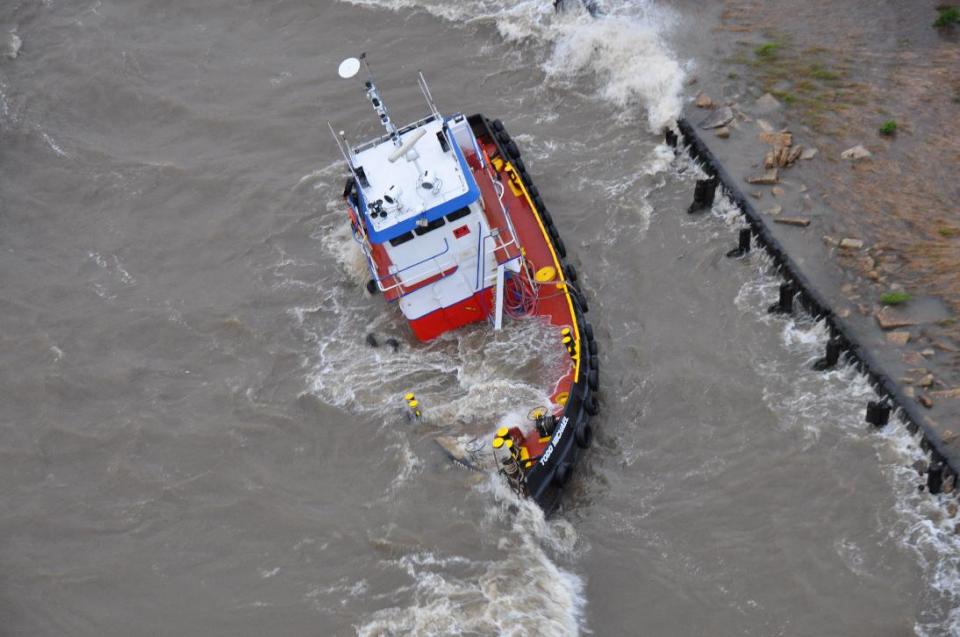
938 227 960 237
880 291 912 305
879 120 898 136
730 36 854 134
806 64 840 81
770 90 797 105
754 42 782 59
933 6 960 27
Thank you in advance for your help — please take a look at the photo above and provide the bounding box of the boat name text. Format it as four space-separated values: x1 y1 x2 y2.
539 416 569 466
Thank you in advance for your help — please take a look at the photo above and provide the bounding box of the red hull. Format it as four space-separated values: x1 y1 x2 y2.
408 287 495 341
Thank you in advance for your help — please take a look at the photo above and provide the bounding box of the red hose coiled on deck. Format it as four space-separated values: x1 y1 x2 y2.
504 262 539 319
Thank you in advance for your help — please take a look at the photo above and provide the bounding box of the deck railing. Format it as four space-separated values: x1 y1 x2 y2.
360 237 455 296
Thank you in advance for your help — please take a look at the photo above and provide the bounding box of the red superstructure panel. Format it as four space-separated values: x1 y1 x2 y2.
408 288 494 341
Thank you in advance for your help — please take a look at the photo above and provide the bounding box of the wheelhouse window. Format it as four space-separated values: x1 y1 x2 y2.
389 231 415 247
445 207 471 222
414 217 446 236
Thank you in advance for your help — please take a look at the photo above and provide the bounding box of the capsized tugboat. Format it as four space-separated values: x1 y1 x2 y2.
329 56 600 513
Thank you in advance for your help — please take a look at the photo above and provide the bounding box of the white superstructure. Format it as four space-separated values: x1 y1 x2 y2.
331 57 521 340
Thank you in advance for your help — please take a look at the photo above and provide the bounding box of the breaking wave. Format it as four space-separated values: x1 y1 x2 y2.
336 0 685 131
4 30 21 60
357 476 585 637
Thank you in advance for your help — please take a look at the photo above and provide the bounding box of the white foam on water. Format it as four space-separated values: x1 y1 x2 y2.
41 131 69 158
542 4 684 131
725 236 960 635
88 251 137 286
356 475 585 636
641 142 680 177
0 83 10 123
305 577 372 613
336 0 685 132
387 437 423 490
4 31 21 60
294 159 343 190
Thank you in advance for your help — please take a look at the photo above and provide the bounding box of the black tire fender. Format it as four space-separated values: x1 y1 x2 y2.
588 339 598 356
575 423 593 449
585 395 600 416
491 119 505 133
505 140 521 159
553 463 573 487
539 208 553 226
513 157 526 174
564 263 578 282
554 236 567 259
572 285 586 311
588 368 599 392
584 323 594 342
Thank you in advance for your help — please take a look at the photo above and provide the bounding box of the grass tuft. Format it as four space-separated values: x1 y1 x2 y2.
938 227 960 237
770 90 797 105
807 64 839 81
754 42 782 59
933 6 960 27
879 120 898 136
880 291 912 305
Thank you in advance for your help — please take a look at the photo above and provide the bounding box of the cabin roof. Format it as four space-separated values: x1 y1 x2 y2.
352 116 479 244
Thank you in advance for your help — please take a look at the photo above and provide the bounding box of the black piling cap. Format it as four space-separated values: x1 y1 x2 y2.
688 178 718 214
812 338 842 371
927 461 944 495
726 228 752 258
365 333 379 348
664 128 679 148
865 400 891 427
768 282 794 315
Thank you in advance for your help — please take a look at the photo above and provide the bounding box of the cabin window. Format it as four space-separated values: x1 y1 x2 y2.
436 131 450 153
389 231 415 247
414 217 446 236
354 166 370 188
445 207 471 222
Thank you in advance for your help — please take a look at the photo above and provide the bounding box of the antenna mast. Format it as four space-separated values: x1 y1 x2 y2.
417 71 440 119
358 53 401 147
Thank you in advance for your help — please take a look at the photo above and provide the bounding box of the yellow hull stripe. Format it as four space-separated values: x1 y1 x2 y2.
503 162 582 383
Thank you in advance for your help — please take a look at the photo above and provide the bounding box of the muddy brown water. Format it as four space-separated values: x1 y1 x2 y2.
0 1 958 635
